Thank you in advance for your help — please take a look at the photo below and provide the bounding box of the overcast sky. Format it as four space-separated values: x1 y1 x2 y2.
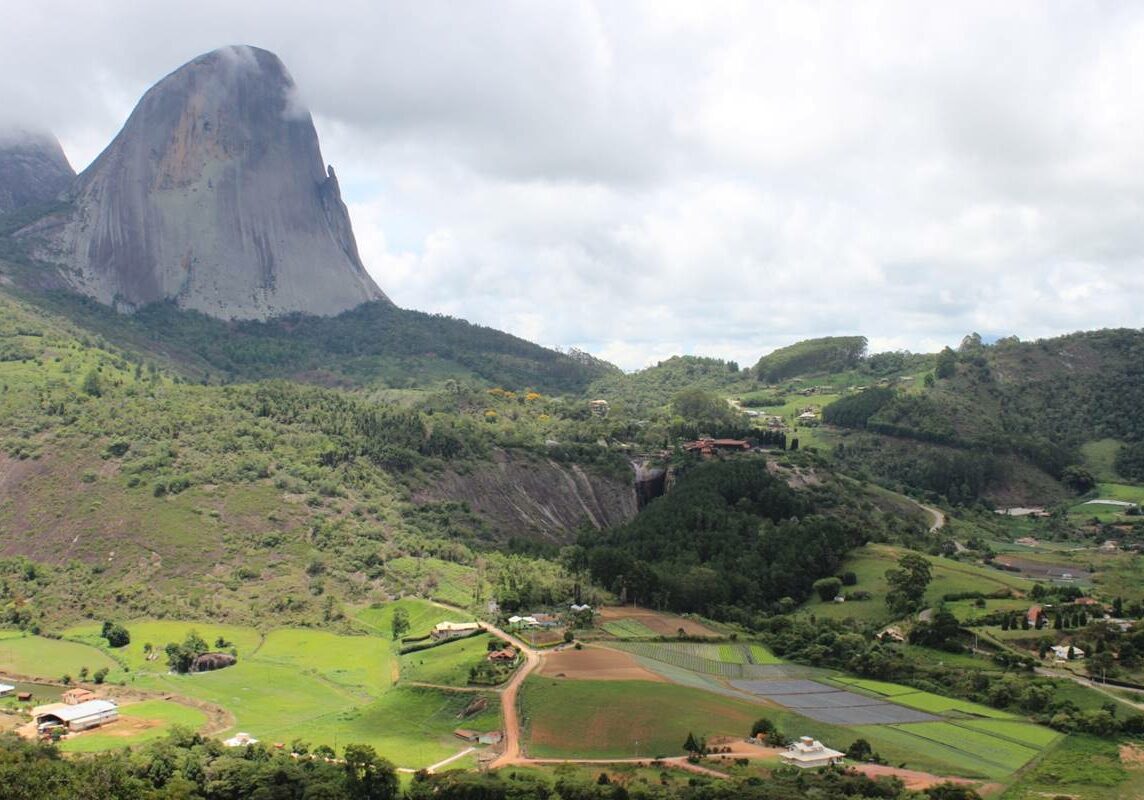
4 1 1144 369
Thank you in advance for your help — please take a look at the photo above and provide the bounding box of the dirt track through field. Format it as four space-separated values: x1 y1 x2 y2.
597 606 719 637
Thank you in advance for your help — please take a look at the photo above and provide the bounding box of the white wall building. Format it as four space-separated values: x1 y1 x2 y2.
780 736 845 768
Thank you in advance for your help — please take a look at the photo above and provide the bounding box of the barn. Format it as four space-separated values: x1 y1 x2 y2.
35 699 119 733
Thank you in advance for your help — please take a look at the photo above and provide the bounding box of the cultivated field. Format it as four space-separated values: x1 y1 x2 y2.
596 606 720 638
520 678 767 758
538 645 665 682
610 641 782 678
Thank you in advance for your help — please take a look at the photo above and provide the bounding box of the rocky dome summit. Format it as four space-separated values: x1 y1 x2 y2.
0 127 75 214
23 45 386 320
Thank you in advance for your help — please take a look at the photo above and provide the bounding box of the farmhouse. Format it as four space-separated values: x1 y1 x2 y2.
780 736 845 768
0 683 14 697
431 621 482 640
224 732 259 747
34 699 118 733
487 645 517 663
478 730 503 745
1027 605 1047 629
453 728 479 742
62 688 96 705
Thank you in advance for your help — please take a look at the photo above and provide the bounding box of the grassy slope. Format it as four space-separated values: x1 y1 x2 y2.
799 543 1032 623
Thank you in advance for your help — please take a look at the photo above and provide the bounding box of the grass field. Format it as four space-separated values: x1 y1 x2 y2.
385 556 480 608
800 543 1032 623
1001 734 1141 800
269 686 501 767
401 632 491 687
1081 439 1125 482
0 633 122 682
252 628 391 696
60 700 208 753
62 620 264 673
356 598 465 641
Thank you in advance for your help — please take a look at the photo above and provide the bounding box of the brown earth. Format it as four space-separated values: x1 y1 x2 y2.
597 605 720 638
539 646 666 682
1120 743 1144 766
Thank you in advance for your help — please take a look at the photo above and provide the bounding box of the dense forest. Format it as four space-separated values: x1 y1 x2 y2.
752 336 868 383
571 459 919 620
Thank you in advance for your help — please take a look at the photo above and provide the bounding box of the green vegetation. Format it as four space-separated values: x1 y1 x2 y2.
58 700 208 753
610 641 782 676
753 336 868 383
520 678 769 758
599 619 658 638
400 632 493 686
0 633 121 682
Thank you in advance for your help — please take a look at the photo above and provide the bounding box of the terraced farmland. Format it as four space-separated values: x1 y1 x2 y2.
885 721 1042 778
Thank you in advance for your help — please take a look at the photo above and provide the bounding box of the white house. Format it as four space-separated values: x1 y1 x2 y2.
1051 644 1085 661
0 683 15 697
780 736 845 769
431 621 482 640
224 732 259 747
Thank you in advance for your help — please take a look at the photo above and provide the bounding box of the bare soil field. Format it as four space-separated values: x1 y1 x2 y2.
540 646 666 682
597 606 719 638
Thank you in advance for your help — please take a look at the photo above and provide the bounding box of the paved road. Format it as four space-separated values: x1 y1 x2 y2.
1035 666 1144 711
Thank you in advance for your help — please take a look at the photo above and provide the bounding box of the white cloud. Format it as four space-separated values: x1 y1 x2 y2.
3 1 1144 369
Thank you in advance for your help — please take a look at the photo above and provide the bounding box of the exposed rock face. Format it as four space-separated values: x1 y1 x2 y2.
190 652 238 673
0 129 75 214
419 449 638 543
27 46 386 319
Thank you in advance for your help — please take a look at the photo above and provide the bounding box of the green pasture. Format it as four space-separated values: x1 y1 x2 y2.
356 598 464 641
271 686 501 768
401 632 491 687
1001 733 1139 800
254 628 390 695
385 556 479 608
801 543 1031 623
0 633 121 682
62 620 264 672
1081 439 1125 482
60 700 208 753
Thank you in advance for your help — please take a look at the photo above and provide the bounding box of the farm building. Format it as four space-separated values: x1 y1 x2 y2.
780 736 845 768
478 730 503 745
1027 606 1047 628
0 683 14 697
35 699 119 733
1052 645 1085 660
487 646 517 662
224 732 259 747
17 692 32 702
453 729 479 742
432 621 482 640
683 438 750 457
62 688 96 705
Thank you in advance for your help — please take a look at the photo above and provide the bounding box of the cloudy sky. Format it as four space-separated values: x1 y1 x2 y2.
4 1 1144 369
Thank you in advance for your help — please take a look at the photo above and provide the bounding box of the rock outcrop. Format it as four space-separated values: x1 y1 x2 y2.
0 128 75 214
419 449 638 543
23 46 386 319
